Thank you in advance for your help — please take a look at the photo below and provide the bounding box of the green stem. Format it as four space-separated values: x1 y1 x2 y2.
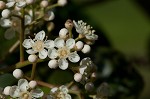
25 76 56 88
47 4 59 10
0 59 46 72
20 9 25 62
68 29 73 38
69 90 83 99
31 62 37 80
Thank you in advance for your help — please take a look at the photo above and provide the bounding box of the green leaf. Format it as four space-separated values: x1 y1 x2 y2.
0 73 17 88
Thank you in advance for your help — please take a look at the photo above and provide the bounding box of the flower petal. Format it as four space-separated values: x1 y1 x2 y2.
44 40 54 49
85 33 98 40
16 0 26 8
39 49 48 59
79 66 87 74
54 38 65 48
31 88 44 98
59 85 68 94
18 79 29 92
6 1 15 8
26 49 37 54
35 30 45 41
66 38 75 49
9 86 20 98
22 39 34 49
68 52 80 63
51 87 58 93
58 58 68 70
24 15 32 25
0 18 12 27
48 48 58 59
65 94 72 99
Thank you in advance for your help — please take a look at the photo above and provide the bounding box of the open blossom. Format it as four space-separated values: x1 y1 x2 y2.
47 85 71 99
48 38 80 70
6 0 26 8
73 20 98 40
23 30 54 59
9 79 43 98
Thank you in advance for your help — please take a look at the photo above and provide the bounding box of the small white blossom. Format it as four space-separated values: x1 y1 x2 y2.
59 28 68 39
40 0 49 8
74 73 82 82
73 20 98 40
81 44 91 54
0 1 6 9
48 38 80 70
1 9 11 18
57 0 67 6
29 81 37 89
28 54 38 62
3 86 11 95
48 85 71 99
48 59 58 69
13 69 23 79
6 0 26 8
9 79 43 98
23 30 54 59
75 41 84 50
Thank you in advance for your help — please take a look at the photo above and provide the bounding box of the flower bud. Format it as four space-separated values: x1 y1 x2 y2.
47 22 54 32
13 69 23 79
59 28 68 38
65 19 73 30
57 0 67 6
40 0 48 8
0 1 6 10
29 81 37 89
75 41 84 50
44 11 55 21
48 59 58 69
85 82 94 91
1 9 11 18
26 0 34 4
81 44 91 53
3 86 11 95
28 54 38 63
74 73 82 82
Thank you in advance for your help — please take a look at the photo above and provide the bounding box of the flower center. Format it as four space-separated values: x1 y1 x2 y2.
58 47 70 58
56 92 65 99
21 92 30 99
32 40 44 52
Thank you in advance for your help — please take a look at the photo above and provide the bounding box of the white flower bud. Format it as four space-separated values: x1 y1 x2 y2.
74 73 82 82
40 0 48 8
28 54 38 63
14 6 21 11
26 0 34 4
59 28 68 38
91 72 97 78
3 86 11 95
1 9 11 18
81 44 91 53
0 1 6 10
75 41 84 50
29 81 37 89
48 59 58 69
57 0 67 6
13 69 23 79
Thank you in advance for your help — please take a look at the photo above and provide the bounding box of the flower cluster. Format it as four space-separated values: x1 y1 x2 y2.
0 0 109 99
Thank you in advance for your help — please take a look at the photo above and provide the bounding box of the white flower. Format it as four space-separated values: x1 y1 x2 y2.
9 79 43 98
48 85 71 99
6 0 26 8
1 9 11 18
23 30 54 59
73 20 98 40
57 0 67 6
48 38 80 70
